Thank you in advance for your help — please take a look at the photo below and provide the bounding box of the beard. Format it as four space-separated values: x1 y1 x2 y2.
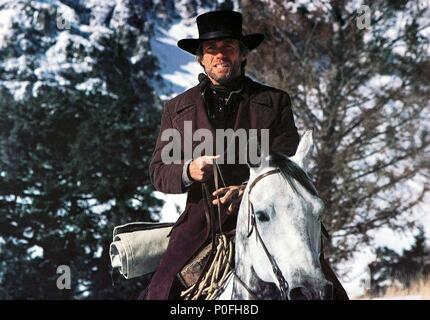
205 60 242 85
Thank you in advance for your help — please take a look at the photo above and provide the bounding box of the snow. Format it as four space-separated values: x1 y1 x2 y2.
264 0 330 14
75 77 109 95
367 75 403 90
153 192 186 223
56 2 78 29
0 9 14 48
109 0 133 29
339 184 430 298
150 21 200 98
27 245 44 259
42 31 94 74
150 13 202 218
371 295 427 300
1 81 30 101
384 11 412 40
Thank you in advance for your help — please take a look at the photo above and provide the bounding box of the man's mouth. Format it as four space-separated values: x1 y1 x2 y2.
214 62 230 68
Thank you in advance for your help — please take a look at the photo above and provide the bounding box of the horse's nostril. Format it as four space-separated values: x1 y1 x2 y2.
288 287 312 300
289 284 331 300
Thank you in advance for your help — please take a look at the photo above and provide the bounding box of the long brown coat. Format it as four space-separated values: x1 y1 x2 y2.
145 76 348 300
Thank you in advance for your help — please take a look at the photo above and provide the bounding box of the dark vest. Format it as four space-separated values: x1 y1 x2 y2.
203 80 243 130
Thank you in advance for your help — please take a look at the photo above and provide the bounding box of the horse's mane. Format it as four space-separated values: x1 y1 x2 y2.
268 152 320 199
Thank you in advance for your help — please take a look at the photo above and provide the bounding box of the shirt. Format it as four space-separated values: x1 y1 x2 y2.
182 74 244 188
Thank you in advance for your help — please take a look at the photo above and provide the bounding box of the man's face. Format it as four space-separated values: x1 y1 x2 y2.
200 39 247 85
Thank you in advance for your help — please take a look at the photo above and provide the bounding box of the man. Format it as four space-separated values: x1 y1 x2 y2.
143 10 348 300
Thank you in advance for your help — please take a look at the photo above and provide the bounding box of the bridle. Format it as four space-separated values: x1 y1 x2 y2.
203 161 329 300
212 163 290 300
244 168 290 300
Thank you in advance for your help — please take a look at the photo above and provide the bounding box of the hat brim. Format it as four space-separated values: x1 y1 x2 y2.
177 33 264 55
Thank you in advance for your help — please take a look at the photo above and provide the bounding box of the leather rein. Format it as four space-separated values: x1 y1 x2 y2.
245 168 290 300
212 164 290 300
193 161 329 300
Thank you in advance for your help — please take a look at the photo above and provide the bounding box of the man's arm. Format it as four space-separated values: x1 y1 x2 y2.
211 91 299 213
149 103 188 194
181 159 194 188
149 104 218 193
270 92 300 156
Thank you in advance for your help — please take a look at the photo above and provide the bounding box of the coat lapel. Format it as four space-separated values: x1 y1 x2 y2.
233 77 254 132
171 83 216 158
171 77 256 159
194 86 216 137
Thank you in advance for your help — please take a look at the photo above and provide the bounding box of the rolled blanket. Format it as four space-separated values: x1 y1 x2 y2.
109 222 173 279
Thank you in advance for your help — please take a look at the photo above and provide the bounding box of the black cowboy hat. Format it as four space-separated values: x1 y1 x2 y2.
177 10 264 55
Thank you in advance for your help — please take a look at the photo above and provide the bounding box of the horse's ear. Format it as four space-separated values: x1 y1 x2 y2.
291 129 314 171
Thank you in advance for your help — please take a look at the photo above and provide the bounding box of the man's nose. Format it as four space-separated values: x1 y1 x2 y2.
214 48 227 57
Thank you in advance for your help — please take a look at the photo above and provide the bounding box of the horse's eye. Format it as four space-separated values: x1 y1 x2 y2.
255 210 270 222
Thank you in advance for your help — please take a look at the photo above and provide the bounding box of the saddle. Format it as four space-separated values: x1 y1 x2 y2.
177 230 235 289
177 242 213 288
177 162 237 299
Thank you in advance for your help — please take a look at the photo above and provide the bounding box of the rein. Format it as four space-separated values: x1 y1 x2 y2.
185 162 229 300
216 165 290 300
189 163 291 300
245 168 290 300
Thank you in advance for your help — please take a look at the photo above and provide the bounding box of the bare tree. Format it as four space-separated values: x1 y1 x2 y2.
242 0 430 265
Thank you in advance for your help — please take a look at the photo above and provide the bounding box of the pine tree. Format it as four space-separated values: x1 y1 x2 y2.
0 0 162 299
368 225 429 296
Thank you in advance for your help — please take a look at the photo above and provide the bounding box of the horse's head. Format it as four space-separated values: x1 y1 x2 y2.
235 130 332 300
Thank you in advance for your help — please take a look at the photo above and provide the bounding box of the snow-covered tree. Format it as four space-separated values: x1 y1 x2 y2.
0 0 162 299
242 0 430 265
368 225 430 296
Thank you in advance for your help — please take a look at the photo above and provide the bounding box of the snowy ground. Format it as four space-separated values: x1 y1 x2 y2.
370 295 428 300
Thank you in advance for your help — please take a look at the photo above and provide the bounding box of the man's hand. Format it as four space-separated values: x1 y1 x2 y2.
212 185 245 214
188 155 220 182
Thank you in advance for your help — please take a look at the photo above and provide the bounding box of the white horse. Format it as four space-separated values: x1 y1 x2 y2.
217 130 333 300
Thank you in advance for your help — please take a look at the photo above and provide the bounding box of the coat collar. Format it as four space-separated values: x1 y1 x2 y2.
192 75 257 133
170 76 260 159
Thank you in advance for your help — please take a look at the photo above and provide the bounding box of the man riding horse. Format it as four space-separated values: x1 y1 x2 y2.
141 10 348 300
